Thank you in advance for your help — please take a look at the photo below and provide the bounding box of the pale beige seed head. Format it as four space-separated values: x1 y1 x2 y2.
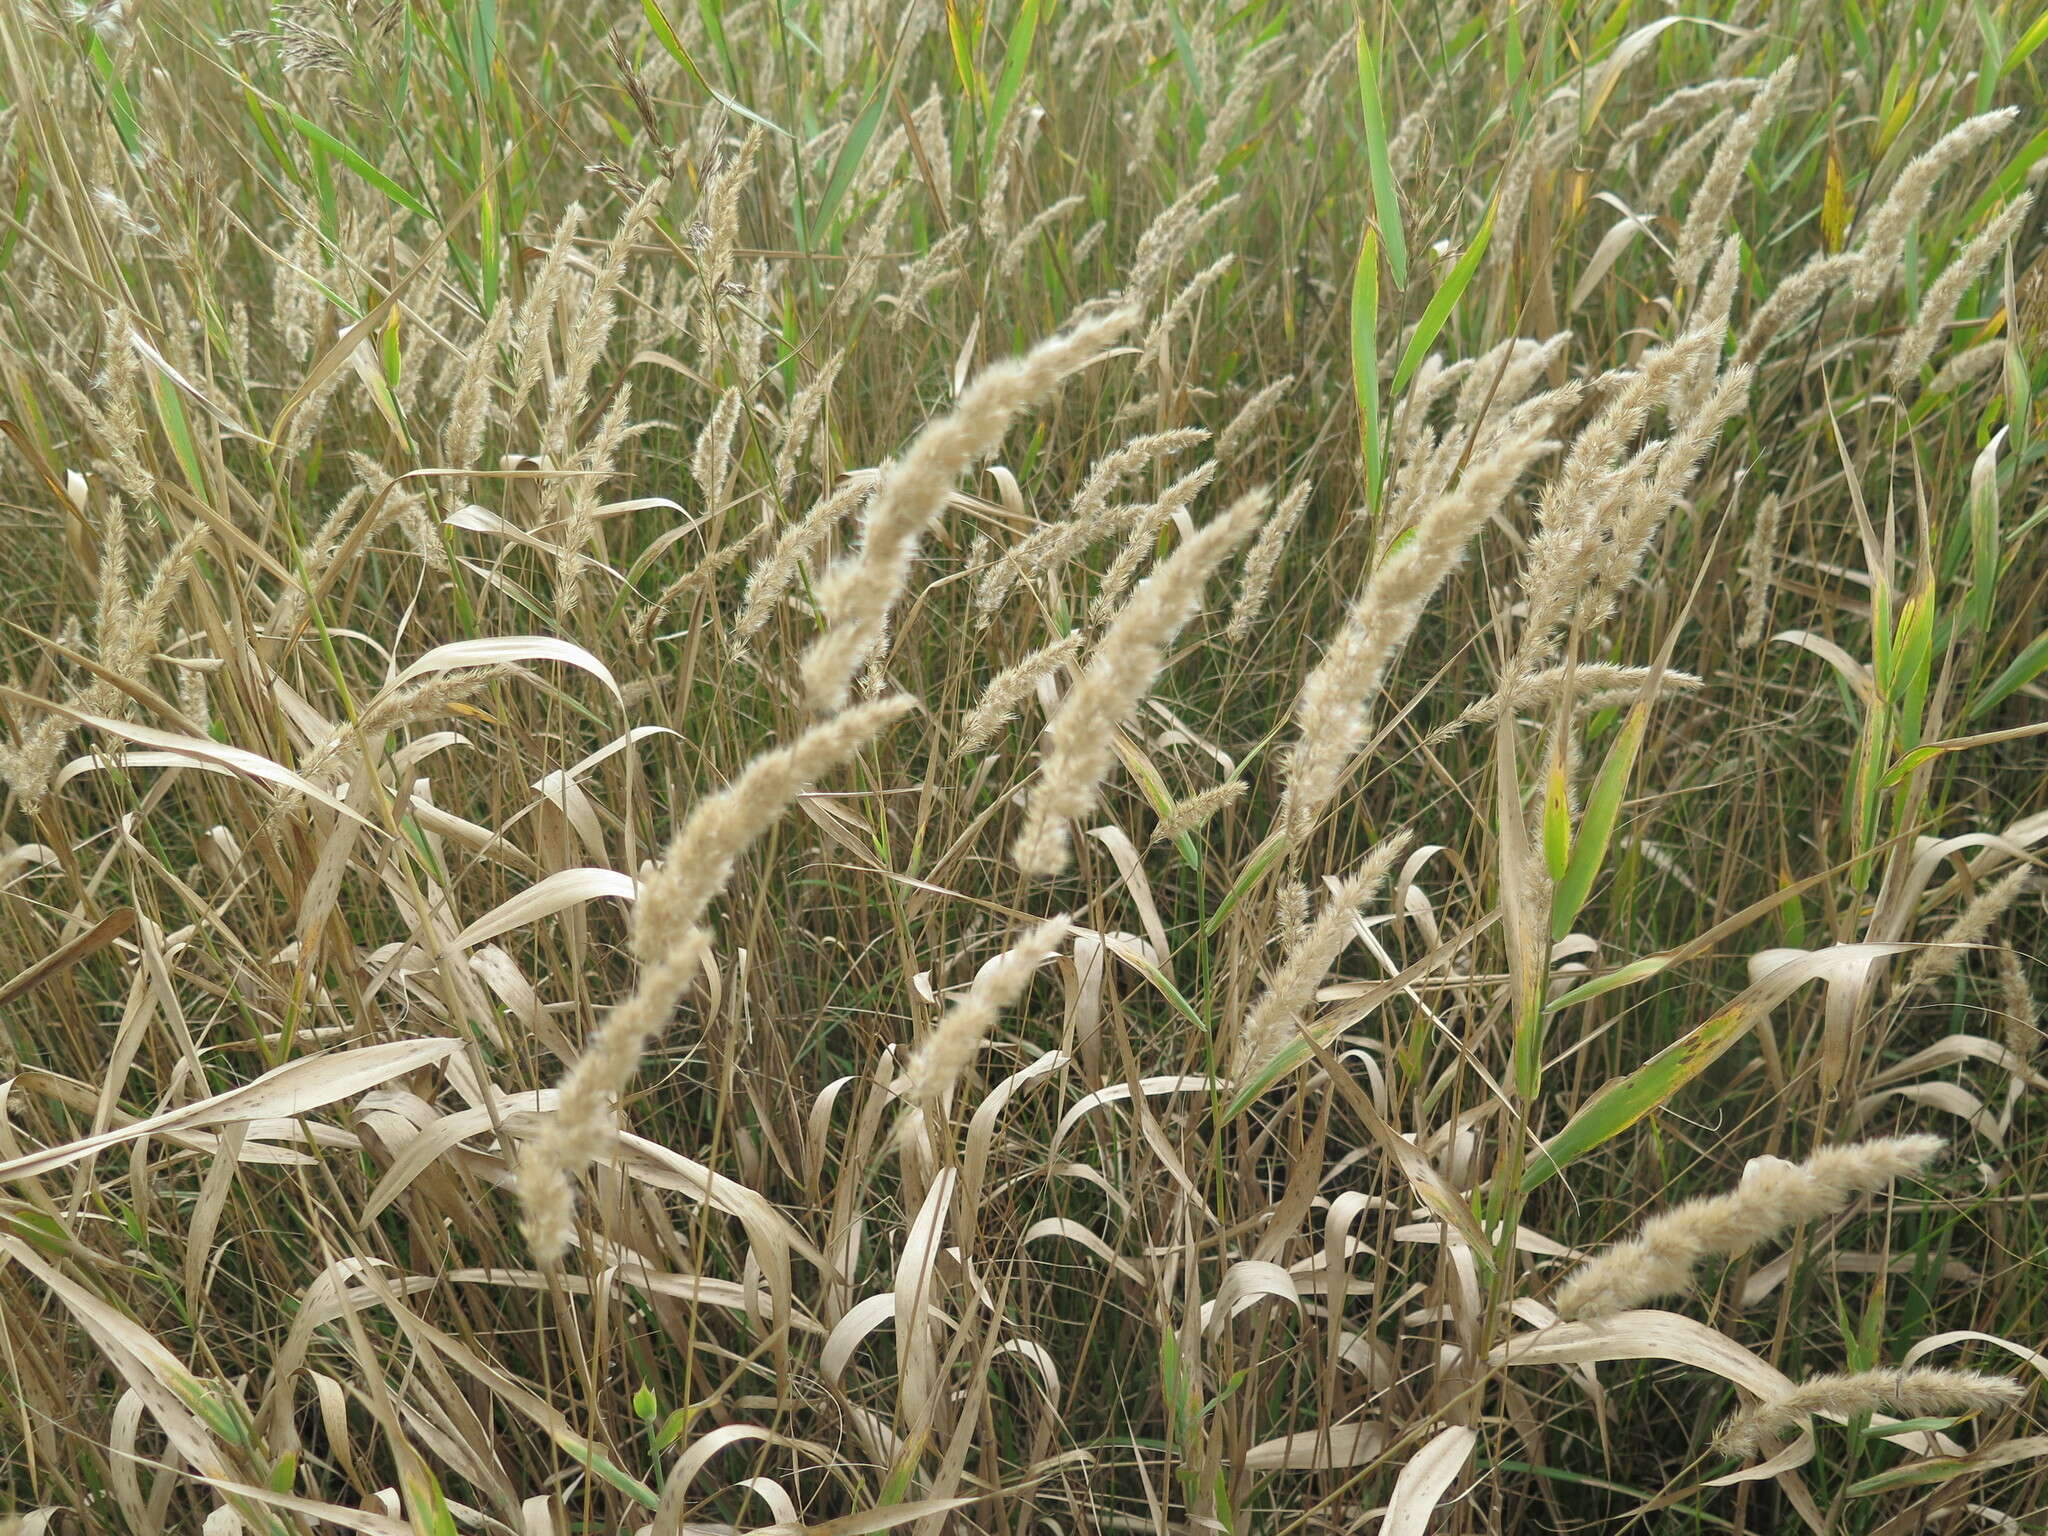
956 631 1086 757
889 223 972 331
902 915 1072 1111
522 697 913 1263
1997 944 2040 1066
1195 35 1289 180
698 127 764 307
1282 419 1563 843
1908 864 2038 988
1089 459 1220 623
1127 176 1237 303
1852 107 2020 307
1217 374 1296 459
631 696 916 965
1606 77 1763 173
1451 664 1705 731
638 525 767 638
1140 252 1236 365
800 308 1137 712
298 666 515 787
963 426 1216 622
444 297 514 495
734 476 871 648
1150 779 1247 845
1553 1134 1946 1320
999 193 1087 279
1715 1367 2022 1458
1233 830 1415 1084
508 202 586 418
1737 492 1784 650
1454 333 1571 428
1736 251 1863 364
1580 362 1754 635
1226 478 1313 643
693 386 745 509
1012 491 1265 876
832 183 907 321
1647 108 1733 212
1926 338 2010 395
1890 195 2035 388
1672 56 1797 296
542 177 668 471
772 350 847 506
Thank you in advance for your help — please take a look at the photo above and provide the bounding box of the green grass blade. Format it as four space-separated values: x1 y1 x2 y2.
641 0 790 138
1356 27 1407 289
1353 228 1382 508
2001 8 2048 77
986 0 1042 159
87 35 143 159
1204 832 1288 938
814 73 897 240
1967 626 2048 720
283 111 432 221
553 1432 661 1510
1542 954 1676 1013
1550 700 1648 940
1391 195 1498 396
945 0 984 107
695 0 737 84
1542 754 1572 882
1518 995 1761 1193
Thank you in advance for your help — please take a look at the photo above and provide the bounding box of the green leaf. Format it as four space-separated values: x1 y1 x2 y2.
2001 8 2048 76
1968 625 2048 720
1844 1452 1980 1497
1391 195 1498 396
1519 992 1762 1193
695 0 736 83
1543 953 1676 1013
1160 0 1206 105
282 111 432 221
148 374 206 494
1890 583 1935 750
986 0 1042 159
1550 700 1648 940
1883 716 2048 787
401 1464 460 1536
1114 950 1208 1036
1353 229 1383 508
1203 828 1288 936
641 0 790 139
87 36 142 159
814 72 898 240
1521 944 1909 1192
1356 27 1407 289
652 1405 692 1454
479 180 500 313
553 1431 660 1511
0 1206 73 1258
944 0 984 108
1849 696 1891 886
1541 754 1572 882
1861 1414 1966 1440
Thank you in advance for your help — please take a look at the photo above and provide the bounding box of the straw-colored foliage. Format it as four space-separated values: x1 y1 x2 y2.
1 3 2044 1533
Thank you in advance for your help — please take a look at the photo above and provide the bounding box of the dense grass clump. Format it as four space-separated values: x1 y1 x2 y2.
3 2 2047 1531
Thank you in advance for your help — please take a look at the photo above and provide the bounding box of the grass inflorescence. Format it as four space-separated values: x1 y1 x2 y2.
1 3 2046 1533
